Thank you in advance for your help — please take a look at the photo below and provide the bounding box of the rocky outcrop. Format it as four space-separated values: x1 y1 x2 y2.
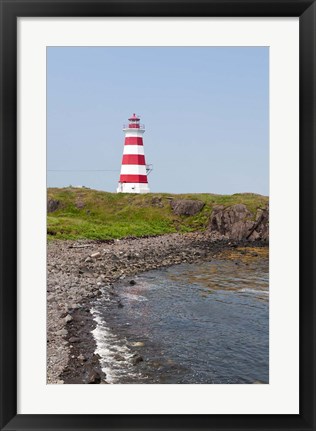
75 200 85 209
170 199 205 216
47 199 60 213
209 204 269 241
151 197 163 207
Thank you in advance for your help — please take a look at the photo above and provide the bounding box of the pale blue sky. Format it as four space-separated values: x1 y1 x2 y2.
47 47 269 195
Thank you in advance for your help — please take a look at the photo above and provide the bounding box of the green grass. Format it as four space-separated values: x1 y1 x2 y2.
47 187 268 240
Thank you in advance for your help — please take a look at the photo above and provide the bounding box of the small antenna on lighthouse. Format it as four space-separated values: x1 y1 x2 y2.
146 164 153 175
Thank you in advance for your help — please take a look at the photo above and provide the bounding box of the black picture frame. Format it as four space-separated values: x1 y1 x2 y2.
1 0 315 430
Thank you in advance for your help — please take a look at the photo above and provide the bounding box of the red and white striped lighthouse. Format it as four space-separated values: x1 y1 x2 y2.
117 114 150 193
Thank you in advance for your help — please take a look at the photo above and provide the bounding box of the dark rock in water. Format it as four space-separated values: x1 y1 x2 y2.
47 199 60 213
170 199 205 216
88 370 101 384
130 279 136 285
131 354 143 365
113 353 125 361
69 337 81 343
209 204 269 241
117 301 124 308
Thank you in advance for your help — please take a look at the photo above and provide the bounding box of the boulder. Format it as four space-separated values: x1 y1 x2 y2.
209 204 269 241
69 337 80 343
170 199 205 216
88 370 101 384
131 354 143 365
55 329 68 336
47 199 60 213
77 354 87 362
91 252 101 258
151 197 163 207
75 200 85 209
64 314 73 324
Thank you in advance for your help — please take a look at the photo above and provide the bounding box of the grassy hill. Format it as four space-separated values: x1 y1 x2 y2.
47 188 268 240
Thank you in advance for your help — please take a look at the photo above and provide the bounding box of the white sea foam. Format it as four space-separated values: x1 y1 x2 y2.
238 288 269 295
91 308 140 383
121 293 148 302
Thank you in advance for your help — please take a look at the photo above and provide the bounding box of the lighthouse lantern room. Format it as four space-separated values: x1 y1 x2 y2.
117 114 150 193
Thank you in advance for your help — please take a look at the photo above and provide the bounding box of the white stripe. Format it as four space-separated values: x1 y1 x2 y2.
124 131 145 138
120 165 147 175
123 145 145 155
117 183 150 193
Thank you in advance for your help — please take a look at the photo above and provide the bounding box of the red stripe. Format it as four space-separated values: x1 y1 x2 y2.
119 174 148 183
122 155 146 165
125 137 143 145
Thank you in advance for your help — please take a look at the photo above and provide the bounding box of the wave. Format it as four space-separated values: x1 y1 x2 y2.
238 288 269 295
91 308 143 383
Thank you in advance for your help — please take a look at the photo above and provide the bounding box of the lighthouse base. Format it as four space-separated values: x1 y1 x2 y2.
117 182 150 194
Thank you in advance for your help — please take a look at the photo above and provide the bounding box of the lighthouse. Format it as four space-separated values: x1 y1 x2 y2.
117 114 150 193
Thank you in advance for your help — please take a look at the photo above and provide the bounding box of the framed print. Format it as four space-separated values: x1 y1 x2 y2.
0 0 315 430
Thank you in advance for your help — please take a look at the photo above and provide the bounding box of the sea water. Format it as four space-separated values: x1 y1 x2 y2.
92 250 269 384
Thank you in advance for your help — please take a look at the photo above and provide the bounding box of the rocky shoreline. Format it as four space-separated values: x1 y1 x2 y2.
47 232 268 384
